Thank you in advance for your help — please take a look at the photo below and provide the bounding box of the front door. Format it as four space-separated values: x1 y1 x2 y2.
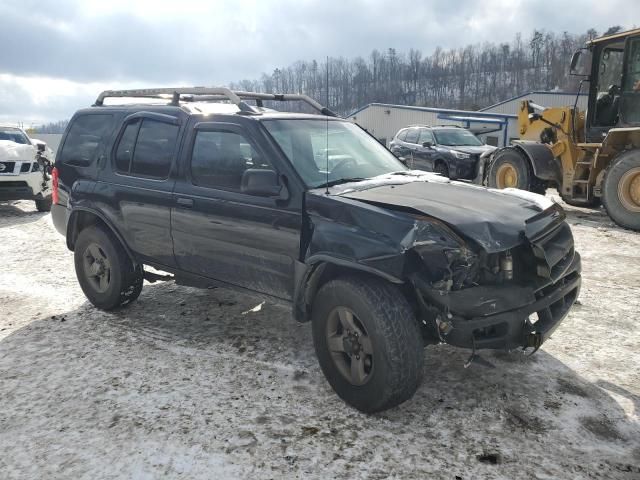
171 121 301 300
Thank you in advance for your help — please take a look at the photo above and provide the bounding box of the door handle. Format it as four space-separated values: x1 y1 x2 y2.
176 197 194 208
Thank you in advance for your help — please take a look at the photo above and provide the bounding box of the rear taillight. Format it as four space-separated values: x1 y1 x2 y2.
51 167 59 204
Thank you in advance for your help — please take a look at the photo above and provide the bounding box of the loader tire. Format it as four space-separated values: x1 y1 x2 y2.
488 148 534 191
602 150 640 231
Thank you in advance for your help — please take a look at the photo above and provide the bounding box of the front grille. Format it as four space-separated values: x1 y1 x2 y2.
0 181 29 188
529 221 575 282
0 162 16 174
20 162 31 173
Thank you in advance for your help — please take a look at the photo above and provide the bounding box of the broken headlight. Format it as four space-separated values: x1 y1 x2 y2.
409 217 479 291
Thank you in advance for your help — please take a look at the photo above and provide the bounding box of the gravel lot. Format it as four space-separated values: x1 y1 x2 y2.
1 195 639 480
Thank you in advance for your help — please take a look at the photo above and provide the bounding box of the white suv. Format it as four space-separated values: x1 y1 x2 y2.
0 125 54 211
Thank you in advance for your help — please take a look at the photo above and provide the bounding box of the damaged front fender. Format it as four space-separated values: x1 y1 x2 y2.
292 191 472 322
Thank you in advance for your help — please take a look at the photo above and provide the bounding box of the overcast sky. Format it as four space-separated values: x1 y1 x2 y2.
0 0 636 125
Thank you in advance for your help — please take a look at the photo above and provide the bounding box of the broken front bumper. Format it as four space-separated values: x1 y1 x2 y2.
413 252 581 351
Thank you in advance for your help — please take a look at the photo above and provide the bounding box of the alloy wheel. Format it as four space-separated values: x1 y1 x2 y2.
325 306 374 386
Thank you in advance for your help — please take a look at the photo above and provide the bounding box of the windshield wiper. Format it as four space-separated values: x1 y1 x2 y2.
316 177 367 188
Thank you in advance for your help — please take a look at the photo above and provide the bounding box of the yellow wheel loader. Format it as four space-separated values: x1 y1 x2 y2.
485 28 640 231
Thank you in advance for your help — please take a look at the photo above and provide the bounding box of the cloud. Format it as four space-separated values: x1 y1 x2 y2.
0 0 637 122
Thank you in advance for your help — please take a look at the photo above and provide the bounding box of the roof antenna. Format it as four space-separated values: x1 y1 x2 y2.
325 56 330 195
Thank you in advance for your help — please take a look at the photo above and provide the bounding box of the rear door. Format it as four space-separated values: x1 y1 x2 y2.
171 120 301 300
402 128 420 167
94 111 184 268
413 128 436 171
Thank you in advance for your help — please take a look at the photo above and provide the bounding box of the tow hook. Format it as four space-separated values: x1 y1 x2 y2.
464 337 495 369
524 331 543 356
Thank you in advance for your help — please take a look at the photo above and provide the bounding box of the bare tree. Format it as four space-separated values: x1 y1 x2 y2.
228 28 602 115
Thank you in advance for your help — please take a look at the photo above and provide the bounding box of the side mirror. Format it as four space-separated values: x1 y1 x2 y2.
241 169 288 199
570 49 590 77
36 142 46 153
422 141 433 148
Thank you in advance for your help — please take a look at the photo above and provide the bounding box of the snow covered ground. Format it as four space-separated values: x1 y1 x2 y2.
0 196 638 479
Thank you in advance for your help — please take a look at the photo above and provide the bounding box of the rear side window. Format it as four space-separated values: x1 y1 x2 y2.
115 118 179 179
59 114 114 166
115 119 139 172
405 128 419 144
397 129 408 141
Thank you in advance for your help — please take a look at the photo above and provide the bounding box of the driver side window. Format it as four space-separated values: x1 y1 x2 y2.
620 38 640 124
594 47 624 126
190 130 273 191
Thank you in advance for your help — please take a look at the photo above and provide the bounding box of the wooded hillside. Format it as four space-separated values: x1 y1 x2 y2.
231 26 622 115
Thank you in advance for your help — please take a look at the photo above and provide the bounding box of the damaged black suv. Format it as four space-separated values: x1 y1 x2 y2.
51 88 581 413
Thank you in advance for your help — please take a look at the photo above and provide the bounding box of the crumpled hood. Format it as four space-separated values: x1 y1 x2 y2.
0 140 36 161
334 171 557 252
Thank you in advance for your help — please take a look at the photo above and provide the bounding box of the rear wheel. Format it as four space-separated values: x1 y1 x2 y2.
74 225 143 310
35 195 52 212
602 150 640 231
311 275 424 413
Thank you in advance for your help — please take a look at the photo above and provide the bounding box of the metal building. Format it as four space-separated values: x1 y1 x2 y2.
479 90 588 115
349 91 588 148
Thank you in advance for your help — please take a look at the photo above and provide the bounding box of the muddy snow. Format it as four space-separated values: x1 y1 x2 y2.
0 195 638 479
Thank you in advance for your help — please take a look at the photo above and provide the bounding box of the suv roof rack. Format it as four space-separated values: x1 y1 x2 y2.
94 87 338 117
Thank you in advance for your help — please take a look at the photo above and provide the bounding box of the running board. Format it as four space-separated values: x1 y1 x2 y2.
143 270 174 283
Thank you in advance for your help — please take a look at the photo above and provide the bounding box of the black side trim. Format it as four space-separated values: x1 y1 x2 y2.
66 207 137 264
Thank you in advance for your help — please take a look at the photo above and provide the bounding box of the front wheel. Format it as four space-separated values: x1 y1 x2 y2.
434 161 450 178
602 150 640 231
488 148 533 191
311 276 424 413
74 225 143 310
35 195 52 212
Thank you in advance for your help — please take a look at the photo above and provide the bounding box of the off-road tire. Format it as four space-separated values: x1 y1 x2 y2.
311 275 424 413
35 195 52 212
74 225 143 310
488 148 534 191
602 150 640 231
530 178 548 195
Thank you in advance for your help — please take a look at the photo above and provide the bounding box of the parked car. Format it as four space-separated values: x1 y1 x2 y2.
389 125 496 180
51 88 581 413
0 125 54 211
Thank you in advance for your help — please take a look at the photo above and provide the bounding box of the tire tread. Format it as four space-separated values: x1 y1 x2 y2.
312 275 424 413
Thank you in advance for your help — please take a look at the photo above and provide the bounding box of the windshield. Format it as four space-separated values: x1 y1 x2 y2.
0 127 29 145
262 119 406 188
433 128 483 147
